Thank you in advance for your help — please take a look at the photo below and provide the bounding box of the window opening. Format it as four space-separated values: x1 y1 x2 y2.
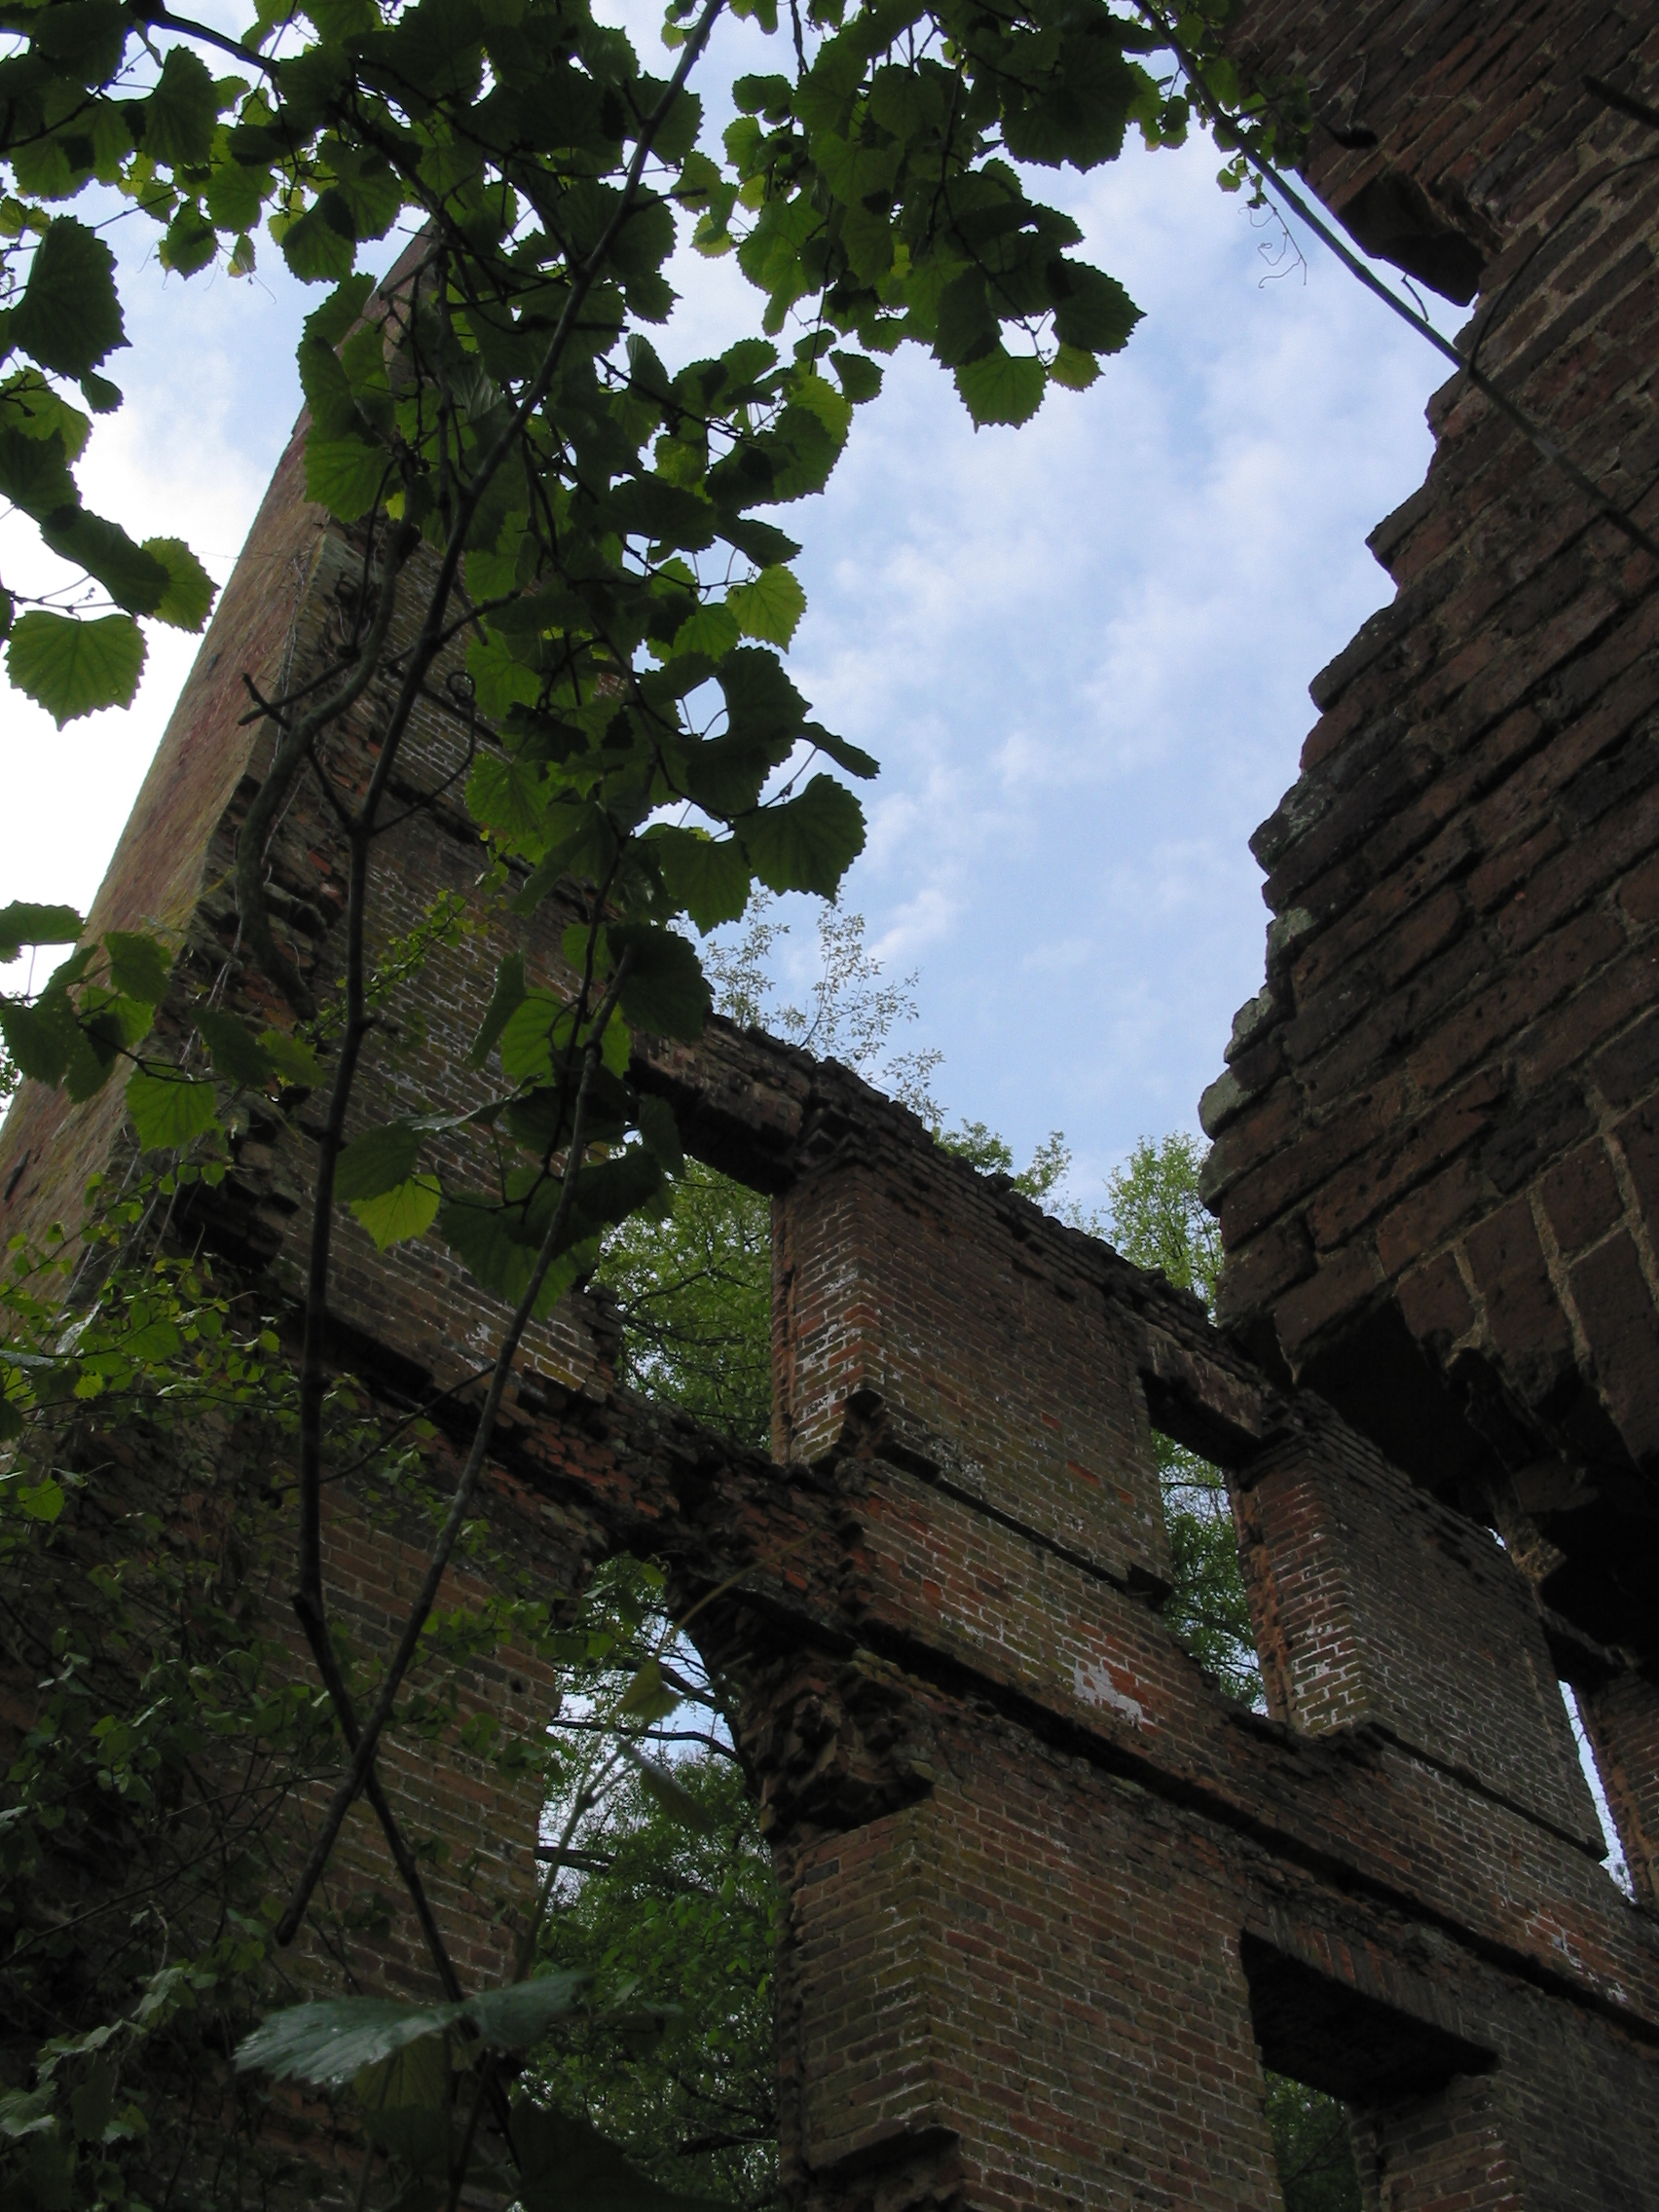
535 1555 778 2208
1242 1936 1494 2212
1153 1428 1264 1707
1561 1679 1635 1898
600 1161 773 1449
1265 2074 1362 2212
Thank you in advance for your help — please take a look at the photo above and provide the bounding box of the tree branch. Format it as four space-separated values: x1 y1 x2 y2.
276 950 634 1946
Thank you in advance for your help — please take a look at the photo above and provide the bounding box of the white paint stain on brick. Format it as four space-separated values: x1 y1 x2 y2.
1074 1658 1152 1730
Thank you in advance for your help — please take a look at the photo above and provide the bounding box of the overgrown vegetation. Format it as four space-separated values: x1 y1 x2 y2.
0 0 1329 2199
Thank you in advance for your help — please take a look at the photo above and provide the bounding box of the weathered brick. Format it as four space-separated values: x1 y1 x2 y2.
1464 1198 1576 1399
1540 1139 1624 1252
1568 1233 1659 1459
1395 1248 1478 1353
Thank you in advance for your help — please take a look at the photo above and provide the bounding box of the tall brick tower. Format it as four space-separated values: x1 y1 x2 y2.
3 3 1659 2208
1204 0 1659 1904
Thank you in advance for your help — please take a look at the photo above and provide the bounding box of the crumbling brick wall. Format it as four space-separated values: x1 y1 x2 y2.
6 2 1659 2203
1203 0 1659 1667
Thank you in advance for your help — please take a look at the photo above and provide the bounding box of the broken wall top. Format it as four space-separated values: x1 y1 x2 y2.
1207 0 1659 1661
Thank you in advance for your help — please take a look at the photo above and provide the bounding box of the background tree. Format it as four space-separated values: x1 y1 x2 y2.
0 0 1314 2201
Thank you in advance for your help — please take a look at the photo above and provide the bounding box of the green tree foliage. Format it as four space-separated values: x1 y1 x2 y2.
0 0 1303 721
0 0 1316 2198
1266 2078 1361 2212
535 1746 777 2207
606 1161 775 1449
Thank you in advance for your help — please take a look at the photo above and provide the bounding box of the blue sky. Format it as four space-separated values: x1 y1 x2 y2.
0 12 1457 1211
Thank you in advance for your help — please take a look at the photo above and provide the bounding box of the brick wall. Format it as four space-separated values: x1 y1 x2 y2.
1233 1405 1598 1845
6 6 1659 2200
773 1146 1169 1588
1204 0 1659 1670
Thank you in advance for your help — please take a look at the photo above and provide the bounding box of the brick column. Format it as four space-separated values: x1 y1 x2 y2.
776 1756 1286 2212
1232 1413 1600 1850
772 1153 1168 1590
1348 2075 1522 2212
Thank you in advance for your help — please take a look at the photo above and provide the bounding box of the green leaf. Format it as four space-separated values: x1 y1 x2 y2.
352 1173 440 1250
194 1008 273 1088
743 775 865 898
513 2098 714 2212
335 1122 421 1203
619 1745 716 1833
12 219 126 378
9 611 145 724
204 158 273 235
605 475 716 552
141 46 221 166
999 37 1138 169
304 274 376 348
437 1195 594 1317
464 1972 588 2050
103 930 169 1004
126 1067 219 1151
954 348 1047 428
469 951 527 1067
719 645 807 742
162 203 219 278
260 1029 323 1087
635 1094 683 1175
0 993 79 1086
650 828 750 933
354 2033 450 2177
0 425 81 519
608 927 711 1042
69 2059 113 2148
616 1656 679 1723
237 1999 463 2086
467 755 547 846
497 989 564 1085
670 601 739 658
0 367 92 460
143 538 216 631
727 565 805 646
18 1475 64 1522
933 272 998 368
733 71 793 116
0 903 82 959
1050 262 1141 356
39 509 172 616
802 720 878 779
0 2083 56 2140
715 514 800 567
1050 344 1100 391
297 333 357 438
303 434 387 522
830 349 883 402
279 190 358 282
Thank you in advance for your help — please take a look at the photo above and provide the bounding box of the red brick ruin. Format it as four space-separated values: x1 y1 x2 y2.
4 0 1659 2204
